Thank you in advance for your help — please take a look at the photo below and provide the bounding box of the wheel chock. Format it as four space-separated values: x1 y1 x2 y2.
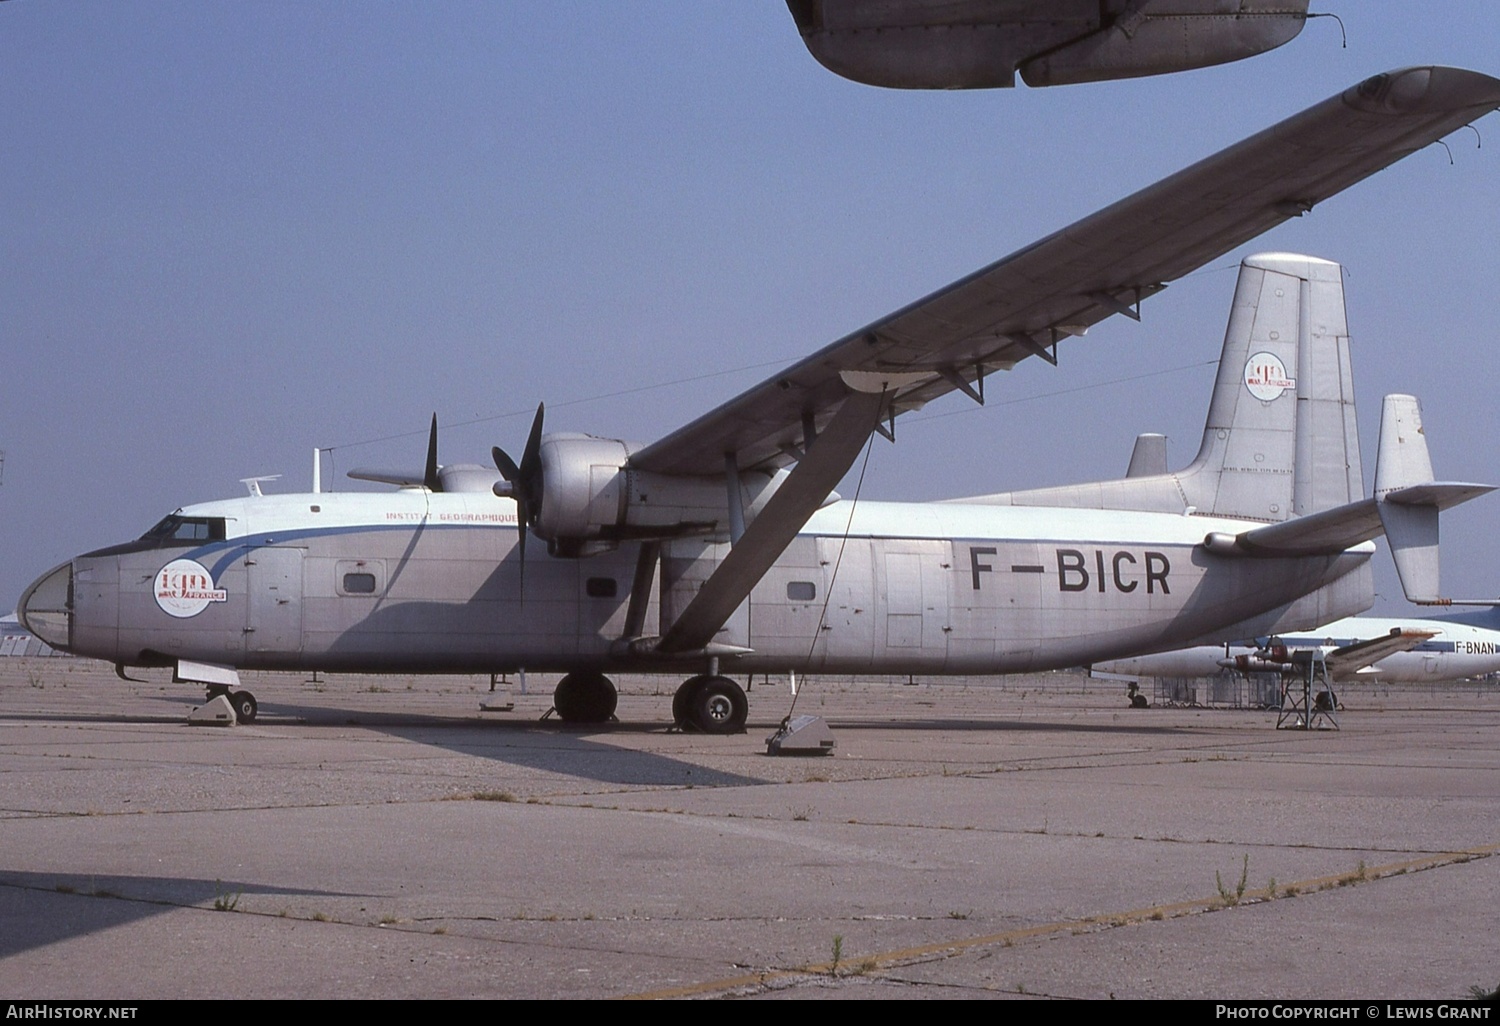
188 694 237 727
766 715 835 756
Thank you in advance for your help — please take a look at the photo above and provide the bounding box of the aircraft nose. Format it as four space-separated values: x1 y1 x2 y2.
18 562 73 651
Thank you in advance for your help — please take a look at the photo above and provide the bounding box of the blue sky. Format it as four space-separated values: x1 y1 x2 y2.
4 2 1499 614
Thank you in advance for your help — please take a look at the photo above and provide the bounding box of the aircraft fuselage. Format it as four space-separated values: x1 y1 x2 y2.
23 489 1374 678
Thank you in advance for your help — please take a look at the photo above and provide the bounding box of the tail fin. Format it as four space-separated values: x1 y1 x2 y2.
1125 434 1168 477
1374 395 1494 603
1374 394 1434 494
1178 252 1360 520
954 253 1359 521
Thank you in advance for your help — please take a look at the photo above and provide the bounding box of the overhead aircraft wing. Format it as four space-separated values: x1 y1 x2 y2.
1324 628 1438 682
629 66 1500 478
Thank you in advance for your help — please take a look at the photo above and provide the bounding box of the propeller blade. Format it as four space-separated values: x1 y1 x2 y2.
490 402 546 606
492 446 520 483
423 413 441 492
518 403 544 484
514 495 528 600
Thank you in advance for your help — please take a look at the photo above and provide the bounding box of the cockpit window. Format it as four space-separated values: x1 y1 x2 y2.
139 515 227 546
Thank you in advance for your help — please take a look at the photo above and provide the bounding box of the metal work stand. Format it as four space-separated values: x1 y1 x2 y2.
1276 651 1339 730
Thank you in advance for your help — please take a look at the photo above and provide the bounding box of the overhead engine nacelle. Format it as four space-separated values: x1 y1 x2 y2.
1020 0 1310 87
529 434 783 555
787 0 1309 90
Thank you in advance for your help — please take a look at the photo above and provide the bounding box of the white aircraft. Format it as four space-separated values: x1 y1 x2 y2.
1092 615 1500 685
17 68 1500 731
786 0 1311 89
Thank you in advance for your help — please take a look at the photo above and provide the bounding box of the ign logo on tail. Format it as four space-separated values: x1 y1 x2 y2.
154 559 228 618
1244 352 1295 401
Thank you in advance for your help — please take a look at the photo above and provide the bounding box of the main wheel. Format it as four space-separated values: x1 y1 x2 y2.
688 676 748 735
673 675 709 729
553 672 618 723
230 690 258 725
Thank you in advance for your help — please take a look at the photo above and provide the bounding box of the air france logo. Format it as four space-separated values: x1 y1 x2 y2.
154 559 227 618
1244 352 1295 401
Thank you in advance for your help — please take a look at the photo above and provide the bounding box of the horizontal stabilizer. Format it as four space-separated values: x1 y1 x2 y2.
1207 480 1496 559
1204 499 1383 558
1204 395 1494 604
1382 482 1496 508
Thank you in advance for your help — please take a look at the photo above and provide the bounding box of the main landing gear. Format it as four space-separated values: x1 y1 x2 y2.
672 675 748 735
206 684 258 725
547 670 749 734
551 671 619 724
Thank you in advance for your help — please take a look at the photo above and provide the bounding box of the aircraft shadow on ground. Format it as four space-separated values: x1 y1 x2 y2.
0 870 360 960
6 690 1216 779
276 701 772 788
3 692 771 788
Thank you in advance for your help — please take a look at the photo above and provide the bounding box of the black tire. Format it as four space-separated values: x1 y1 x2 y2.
673 675 709 729
231 690 258 725
689 676 748 735
553 672 617 723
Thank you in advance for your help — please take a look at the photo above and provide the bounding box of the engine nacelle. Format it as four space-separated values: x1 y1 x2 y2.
1020 2 1309 88
531 434 632 544
530 434 782 553
787 0 1307 90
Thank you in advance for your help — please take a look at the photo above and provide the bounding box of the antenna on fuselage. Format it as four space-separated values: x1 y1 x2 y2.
240 475 282 498
313 448 322 493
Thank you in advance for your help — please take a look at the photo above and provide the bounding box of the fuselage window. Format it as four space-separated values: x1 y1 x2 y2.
585 577 618 598
787 581 816 602
342 572 377 594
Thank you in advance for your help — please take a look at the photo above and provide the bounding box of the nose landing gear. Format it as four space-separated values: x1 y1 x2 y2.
205 683 258 724
177 660 258 725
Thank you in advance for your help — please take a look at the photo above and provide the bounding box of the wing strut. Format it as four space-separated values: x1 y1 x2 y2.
621 540 661 640
655 387 888 655
1007 333 1058 366
724 452 746 544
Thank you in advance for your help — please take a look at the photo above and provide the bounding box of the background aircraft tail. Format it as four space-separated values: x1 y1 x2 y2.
952 252 1359 522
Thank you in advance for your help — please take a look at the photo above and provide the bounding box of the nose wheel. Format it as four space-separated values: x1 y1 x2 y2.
206 684 258 725
673 675 748 734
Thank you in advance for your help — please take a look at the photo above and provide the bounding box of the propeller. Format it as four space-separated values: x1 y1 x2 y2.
492 403 546 591
346 412 445 491
422 413 441 492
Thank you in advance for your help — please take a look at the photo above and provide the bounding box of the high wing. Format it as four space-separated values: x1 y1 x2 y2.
1324 628 1438 682
629 66 1500 479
